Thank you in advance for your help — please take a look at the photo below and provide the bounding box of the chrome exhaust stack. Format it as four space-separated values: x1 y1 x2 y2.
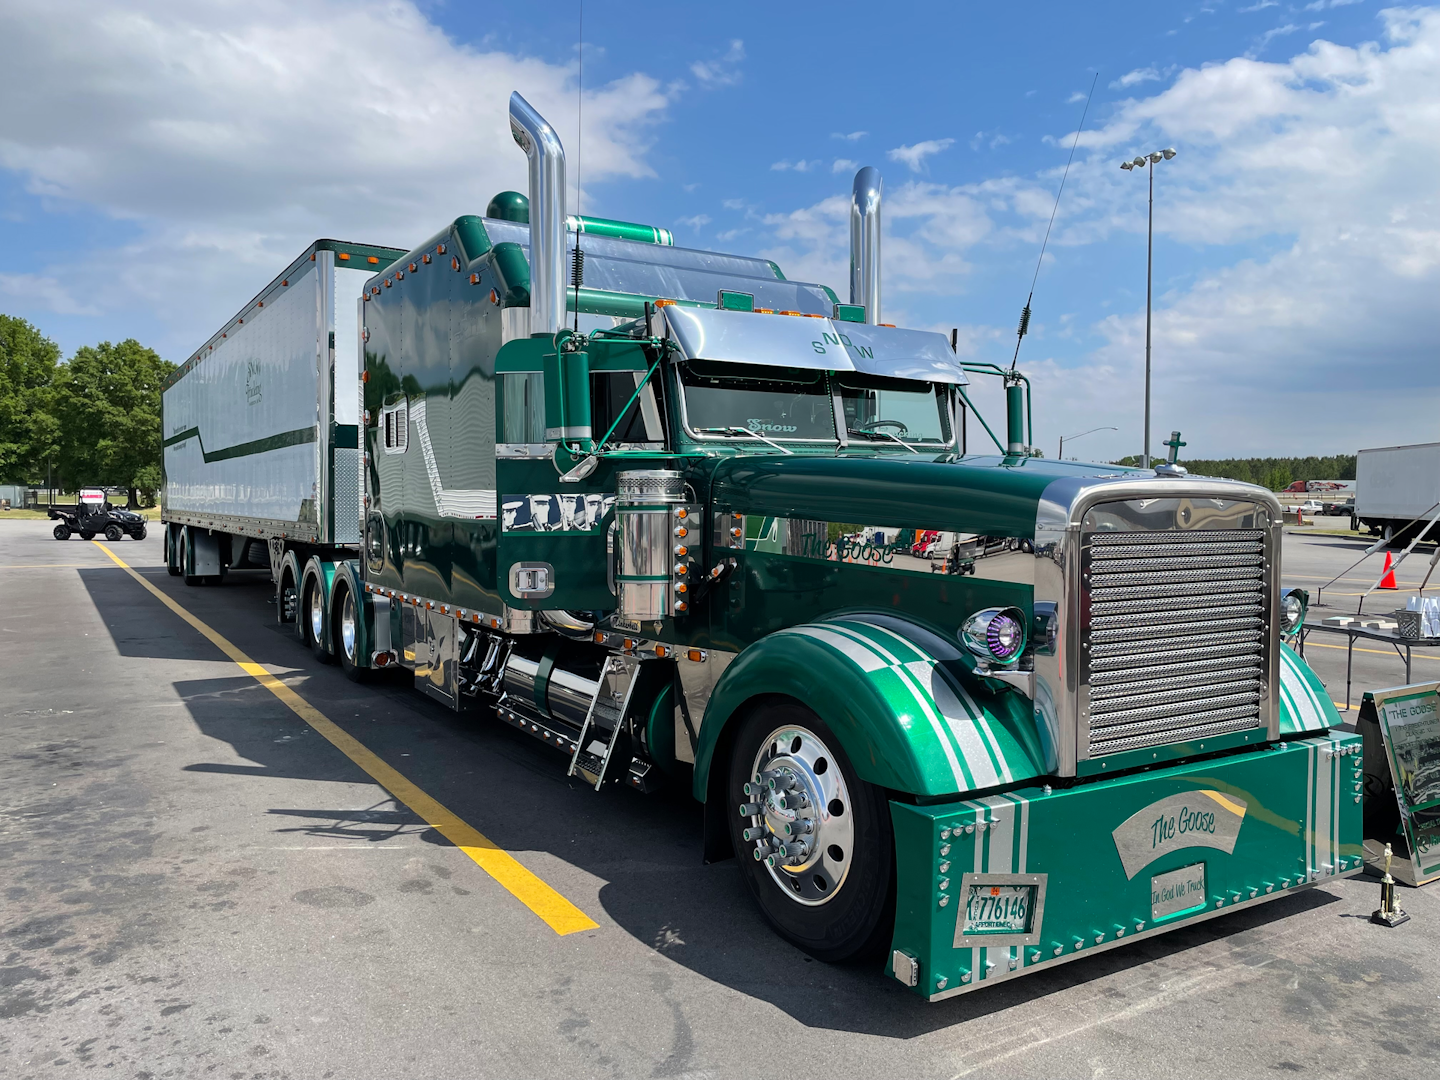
849 166 882 324
508 92 567 337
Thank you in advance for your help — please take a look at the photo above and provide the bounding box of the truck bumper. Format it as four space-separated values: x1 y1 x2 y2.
888 732 1363 1000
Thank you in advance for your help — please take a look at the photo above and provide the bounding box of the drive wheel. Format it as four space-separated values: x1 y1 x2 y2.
303 577 333 664
53 524 71 541
334 584 369 682
104 524 123 542
728 701 894 962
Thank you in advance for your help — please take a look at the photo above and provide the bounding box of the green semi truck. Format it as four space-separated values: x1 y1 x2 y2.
162 92 1362 1000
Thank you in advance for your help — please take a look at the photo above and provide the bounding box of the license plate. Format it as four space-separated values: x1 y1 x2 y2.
963 883 1034 934
1151 862 1207 921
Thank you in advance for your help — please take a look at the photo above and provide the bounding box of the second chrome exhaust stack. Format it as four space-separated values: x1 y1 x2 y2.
849 166 882 324
508 92 567 338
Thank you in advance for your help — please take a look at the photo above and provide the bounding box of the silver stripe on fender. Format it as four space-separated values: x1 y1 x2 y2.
847 620 1011 787
788 626 887 672
822 623 969 790
1315 740 1331 876
975 795 1016 982
1305 742 1316 877
1280 651 1323 732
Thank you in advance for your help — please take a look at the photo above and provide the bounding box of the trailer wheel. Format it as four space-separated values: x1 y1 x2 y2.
333 584 369 682
180 528 202 587
104 524 123 542
303 578 334 664
164 525 180 575
53 524 71 541
728 702 894 963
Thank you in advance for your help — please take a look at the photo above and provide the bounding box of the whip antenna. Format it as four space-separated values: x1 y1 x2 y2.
1012 71 1097 370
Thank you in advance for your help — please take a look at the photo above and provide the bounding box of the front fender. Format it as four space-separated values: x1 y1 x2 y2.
1279 641 1342 734
693 613 1049 803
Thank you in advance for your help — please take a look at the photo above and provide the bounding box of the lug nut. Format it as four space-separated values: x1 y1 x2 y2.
738 802 762 817
783 819 814 837
742 826 768 842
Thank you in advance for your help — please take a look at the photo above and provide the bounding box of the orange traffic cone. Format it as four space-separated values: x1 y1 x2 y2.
1379 551 1398 590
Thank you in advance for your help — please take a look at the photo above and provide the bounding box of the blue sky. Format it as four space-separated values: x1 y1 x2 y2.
1 0 1435 462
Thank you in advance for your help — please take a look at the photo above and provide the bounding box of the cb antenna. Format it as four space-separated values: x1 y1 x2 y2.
1012 71 1098 370
572 0 585 333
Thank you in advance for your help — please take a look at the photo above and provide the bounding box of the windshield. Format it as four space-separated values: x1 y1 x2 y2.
836 373 950 444
680 361 836 442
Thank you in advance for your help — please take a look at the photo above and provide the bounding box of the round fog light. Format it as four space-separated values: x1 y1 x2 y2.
960 607 1027 665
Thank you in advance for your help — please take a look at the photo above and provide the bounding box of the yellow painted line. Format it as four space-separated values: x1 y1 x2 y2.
93 541 598 936
1303 640 1440 662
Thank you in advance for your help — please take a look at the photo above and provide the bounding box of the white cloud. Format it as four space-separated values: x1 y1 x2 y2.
1248 23 1300 57
1067 91 1088 104
1111 67 1162 90
753 12 1440 454
0 273 100 316
770 159 822 172
0 0 673 354
1239 1 1277 12
722 198 747 210
690 39 745 87
832 158 859 174
831 131 868 142
676 214 711 232
887 138 954 172
715 227 749 241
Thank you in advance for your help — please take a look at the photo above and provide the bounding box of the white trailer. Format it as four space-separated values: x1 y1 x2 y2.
161 239 405 582
1355 442 1440 540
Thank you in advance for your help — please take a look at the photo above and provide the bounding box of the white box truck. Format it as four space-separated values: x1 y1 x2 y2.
1355 441 1440 541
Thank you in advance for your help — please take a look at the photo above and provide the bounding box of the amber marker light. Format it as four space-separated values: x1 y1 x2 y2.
686 649 705 662
422 253 432 264
654 645 669 658
470 273 480 284
654 298 676 307
338 252 351 261
409 262 417 273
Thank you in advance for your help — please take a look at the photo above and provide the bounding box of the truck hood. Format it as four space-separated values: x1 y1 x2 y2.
709 453 1147 538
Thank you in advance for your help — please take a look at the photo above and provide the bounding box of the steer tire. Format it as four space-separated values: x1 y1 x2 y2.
133 525 147 541
727 701 895 963
104 524 123 542
53 524 71 541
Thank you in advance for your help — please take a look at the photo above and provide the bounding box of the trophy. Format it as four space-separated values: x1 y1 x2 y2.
1370 843 1410 927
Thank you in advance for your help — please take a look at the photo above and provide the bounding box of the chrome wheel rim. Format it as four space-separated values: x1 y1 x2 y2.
340 590 357 661
309 585 324 643
743 724 854 906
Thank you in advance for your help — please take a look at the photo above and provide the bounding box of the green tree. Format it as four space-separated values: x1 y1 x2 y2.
54 339 175 507
0 315 61 484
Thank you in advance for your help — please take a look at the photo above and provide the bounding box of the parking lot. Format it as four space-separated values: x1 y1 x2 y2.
1 520 1437 1078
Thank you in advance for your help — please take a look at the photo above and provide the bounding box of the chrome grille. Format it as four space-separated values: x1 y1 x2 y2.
1083 527 1268 757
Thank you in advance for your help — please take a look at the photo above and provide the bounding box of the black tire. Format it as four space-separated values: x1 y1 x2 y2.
133 524 147 541
180 528 202 587
53 524 71 541
104 524 123 542
80 531 95 541
333 584 369 682
302 576 334 664
164 526 181 576
727 701 895 963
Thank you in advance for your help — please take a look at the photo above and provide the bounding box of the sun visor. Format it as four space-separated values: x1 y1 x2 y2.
663 306 855 371
833 325 969 384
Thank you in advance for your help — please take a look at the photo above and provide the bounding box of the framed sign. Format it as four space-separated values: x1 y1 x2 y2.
1361 681 1440 887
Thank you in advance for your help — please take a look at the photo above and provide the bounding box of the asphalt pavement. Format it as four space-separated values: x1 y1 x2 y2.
0 519 1436 1079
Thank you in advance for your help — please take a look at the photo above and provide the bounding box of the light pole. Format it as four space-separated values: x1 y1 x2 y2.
1120 147 1176 469
1058 425 1117 460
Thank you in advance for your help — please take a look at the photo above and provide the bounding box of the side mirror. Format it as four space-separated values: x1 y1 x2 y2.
542 330 592 448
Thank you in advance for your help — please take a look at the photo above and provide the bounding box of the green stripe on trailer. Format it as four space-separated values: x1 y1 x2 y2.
888 731 1363 999
162 425 316 461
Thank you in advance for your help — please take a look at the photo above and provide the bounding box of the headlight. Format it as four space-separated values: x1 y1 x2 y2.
1279 588 1308 635
960 607 1027 666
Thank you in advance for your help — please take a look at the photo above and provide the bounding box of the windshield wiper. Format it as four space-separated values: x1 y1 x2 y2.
694 426 795 454
847 427 919 453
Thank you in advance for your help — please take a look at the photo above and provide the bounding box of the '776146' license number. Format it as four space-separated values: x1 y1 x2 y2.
963 884 1034 934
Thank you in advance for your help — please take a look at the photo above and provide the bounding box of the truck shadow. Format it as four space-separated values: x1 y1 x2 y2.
87 560 1348 1036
